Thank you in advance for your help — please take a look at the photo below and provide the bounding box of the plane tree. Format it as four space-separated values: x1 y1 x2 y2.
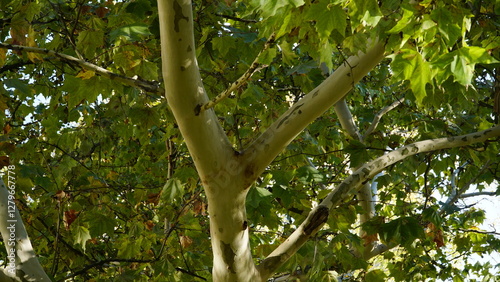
0 0 499 281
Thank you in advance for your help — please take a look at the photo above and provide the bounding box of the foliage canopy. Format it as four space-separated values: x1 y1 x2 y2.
0 0 499 281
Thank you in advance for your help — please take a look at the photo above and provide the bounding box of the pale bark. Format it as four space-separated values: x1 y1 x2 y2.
334 99 375 250
157 1 499 280
157 1 259 280
258 125 500 278
243 42 386 179
0 178 51 281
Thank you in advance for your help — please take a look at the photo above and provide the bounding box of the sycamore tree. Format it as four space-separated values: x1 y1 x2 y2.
0 0 499 281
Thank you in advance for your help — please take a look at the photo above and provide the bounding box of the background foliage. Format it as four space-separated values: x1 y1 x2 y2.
0 0 499 280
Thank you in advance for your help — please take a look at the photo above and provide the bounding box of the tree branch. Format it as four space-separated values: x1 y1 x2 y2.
196 33 275 115
243 41 386 179
334 99 362 140
442 161 490 210
362 99 403 140
0 43 163 94
157 0 234 178
257 125 500 279
460 191 497 198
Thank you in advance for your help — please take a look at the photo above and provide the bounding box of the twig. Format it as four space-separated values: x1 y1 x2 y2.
215 13 258 23
0 43 163 94
195 33 276 115
363 99 403 140
460 191 497 198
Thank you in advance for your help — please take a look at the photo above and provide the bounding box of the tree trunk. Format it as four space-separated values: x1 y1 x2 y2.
0 178 51 281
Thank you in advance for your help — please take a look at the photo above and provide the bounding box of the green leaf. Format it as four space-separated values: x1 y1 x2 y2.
393 50 432 105
3 79 33 99
109 23 152 42
349 0 383 28
279 40 297 65
77 30 104 58
134 60 159 81
306 0 346 38
256 0 288 19
450 53 472 85
88 212 117 237
73 225 91 252
431 7 461 45
161 178 183 203
366 269 387 282
257 47 277 65
288 0 305 8
388 6 415 33
247 186 272 208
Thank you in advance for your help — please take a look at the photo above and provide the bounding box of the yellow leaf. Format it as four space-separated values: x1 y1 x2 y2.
76 70 96 80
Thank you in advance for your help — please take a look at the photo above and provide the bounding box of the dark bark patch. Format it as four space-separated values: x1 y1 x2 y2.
221 241 236 273
303 206 329 235
173 1 189 33
277 103 304 129
244 163 255 180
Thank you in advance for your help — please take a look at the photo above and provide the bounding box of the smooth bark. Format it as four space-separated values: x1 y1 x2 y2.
0 179 51 281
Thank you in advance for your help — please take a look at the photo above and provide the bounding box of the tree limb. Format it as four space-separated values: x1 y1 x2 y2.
157 0 234 178
334 99 362 140
243 41 386 179
0 43 163 94
257 125 500 279
362 99 403 140
460 191 497 198
0 178 51 281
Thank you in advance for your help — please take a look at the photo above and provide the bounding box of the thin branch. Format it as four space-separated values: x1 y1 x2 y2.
0 43 163 94
196 33 276 115
442 161 491 210
460 191 497 198
457 228 500 236
362 99 403 140
215 13 258 23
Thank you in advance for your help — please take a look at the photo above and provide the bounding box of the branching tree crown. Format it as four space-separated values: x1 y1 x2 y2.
0 0 499 281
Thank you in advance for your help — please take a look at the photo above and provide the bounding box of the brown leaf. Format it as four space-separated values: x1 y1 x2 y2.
145 220 155 231
147 193 160 206
0 156 9 169
3 123 12 134
95 6 109 18
54 190 68 202
180 235 193 249
426 223 445 249
193 199 207 216
64 209 79 230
